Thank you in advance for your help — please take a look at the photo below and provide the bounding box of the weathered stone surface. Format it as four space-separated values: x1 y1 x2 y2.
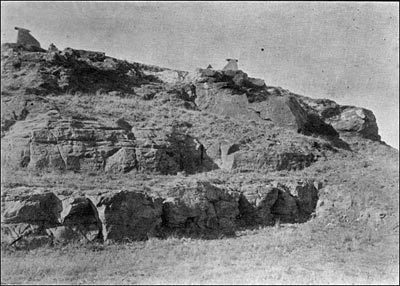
223 59 239 71
270 190 299 221
142 68 188 84
195 83 259 121
238 184 279 226
297 96 380 140
238 180 318 225
162 180 240 234
154 84 197 109
15 27 41 48
1 93 58 138
1 223 43 245
1 188 153 245
247 77 265 88
134 127 216 174
1 190 61 225
23 115 134 172
56 194 100 242
1 178 323 248
1 44 147 95
1 108 214 175
86 190 163 241
285 180 319 216
0 188 99 245
105 147 137 173
0 42 393 253
192 69 338 138
206 140 240 169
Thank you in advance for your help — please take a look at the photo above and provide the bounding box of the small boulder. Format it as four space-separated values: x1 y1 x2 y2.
222 59 239 71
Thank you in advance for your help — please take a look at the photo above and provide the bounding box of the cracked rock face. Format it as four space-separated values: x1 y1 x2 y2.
1 110 211 175
161 180 240 235
297 96 380 141
193 69 339 138
1 44 147 96
1 180 319 247
86 190 163 241
1 46 382 176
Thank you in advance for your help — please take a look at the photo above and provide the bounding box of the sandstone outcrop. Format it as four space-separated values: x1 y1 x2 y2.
161 180 240 235
1 179 319 248
1 44 390 249
191 68 339 138
1 44 147 96
297 96 380 141
86 190 163 241
1 44 380 144
1 110 211 174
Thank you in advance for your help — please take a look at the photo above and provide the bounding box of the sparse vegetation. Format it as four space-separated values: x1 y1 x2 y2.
2 217 398 284
1 144 398 284
1 43 398 284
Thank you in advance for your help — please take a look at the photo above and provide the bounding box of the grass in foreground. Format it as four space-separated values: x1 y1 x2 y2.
1 218 398 285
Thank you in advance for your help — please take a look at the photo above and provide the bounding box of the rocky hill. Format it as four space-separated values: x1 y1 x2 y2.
1 43 398 248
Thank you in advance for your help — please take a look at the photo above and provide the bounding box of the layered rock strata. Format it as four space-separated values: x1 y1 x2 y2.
1 179 319 248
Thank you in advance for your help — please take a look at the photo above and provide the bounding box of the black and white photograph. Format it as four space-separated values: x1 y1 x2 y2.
1 1 399 284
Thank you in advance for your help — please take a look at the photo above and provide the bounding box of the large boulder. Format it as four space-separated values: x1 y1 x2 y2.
238 180 319 225
297 96 380 140
161 179 240 235
86 190 163 242
1 189 61 225
1 187 164 245
1 188 101 246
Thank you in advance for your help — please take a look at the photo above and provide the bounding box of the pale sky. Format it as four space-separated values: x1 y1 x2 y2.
1 1 399 148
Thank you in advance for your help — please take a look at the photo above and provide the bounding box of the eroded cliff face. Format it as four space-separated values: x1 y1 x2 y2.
1 179 320 247
1 109 211 175
190 68 339 138
1 43 389 247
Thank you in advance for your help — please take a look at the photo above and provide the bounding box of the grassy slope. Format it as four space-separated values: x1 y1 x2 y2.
1 216 398 284
1 93 399 284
